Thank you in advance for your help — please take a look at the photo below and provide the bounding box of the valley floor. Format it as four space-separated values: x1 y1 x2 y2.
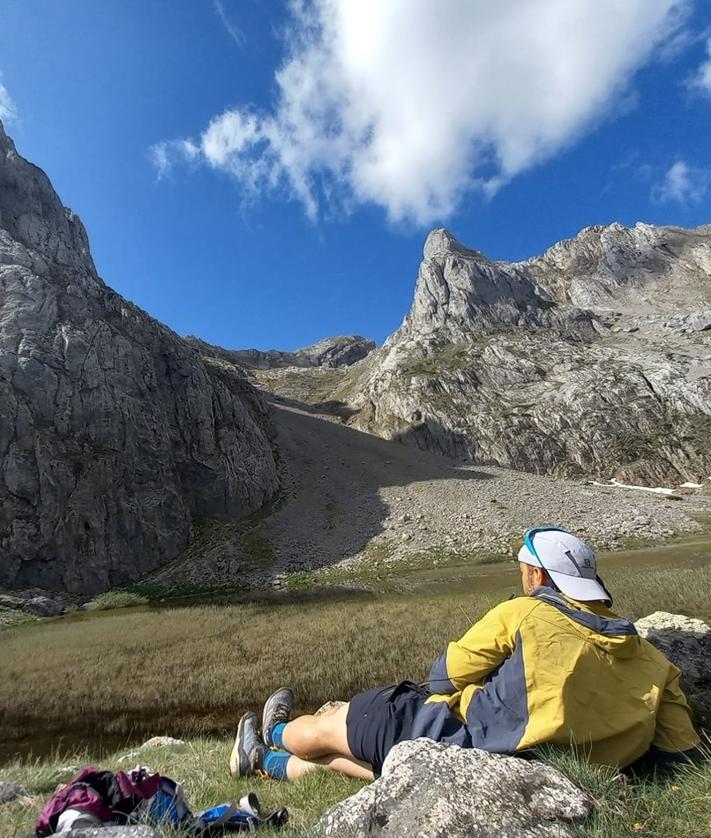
1 548 710 836
143 402 711 595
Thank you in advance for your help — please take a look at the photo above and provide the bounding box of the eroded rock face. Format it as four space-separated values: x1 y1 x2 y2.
347 226 711 483
0 121 278 594
317 738 593 837
635 611 711 718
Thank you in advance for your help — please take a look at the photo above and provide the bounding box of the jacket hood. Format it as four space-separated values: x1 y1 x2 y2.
532 587 640 658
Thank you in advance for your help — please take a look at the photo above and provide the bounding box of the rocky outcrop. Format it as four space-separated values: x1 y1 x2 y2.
344 225 711 483
0 121 279 594
317 738 593 837
0 591 66 617
187 333 375 369
635 611 711 718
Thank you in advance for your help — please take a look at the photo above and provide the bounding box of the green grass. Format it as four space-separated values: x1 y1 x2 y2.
544 746 711 838
1 739 708 837
1 558 709 836
86 590 150 610
0 607 37 629
282 542 509 591
399 344 473 379
0 738 365 837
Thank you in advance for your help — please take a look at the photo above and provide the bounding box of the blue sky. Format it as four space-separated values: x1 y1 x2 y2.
1 0 710 350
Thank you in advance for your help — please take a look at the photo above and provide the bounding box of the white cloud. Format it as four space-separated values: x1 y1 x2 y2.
0 78 17 123
652 160 711 204
154 0 689 224
689 35 711 96
213 0 246 48
149 138 200 178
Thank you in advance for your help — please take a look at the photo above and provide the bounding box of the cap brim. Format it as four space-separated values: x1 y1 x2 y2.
547 569 610 603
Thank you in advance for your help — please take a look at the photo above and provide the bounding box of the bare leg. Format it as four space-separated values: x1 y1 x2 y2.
286 753 374 781
282 702 354 761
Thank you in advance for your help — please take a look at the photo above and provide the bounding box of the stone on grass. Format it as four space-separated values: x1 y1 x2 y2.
0 781 30 806
118 735 187 763
317 738 593 837
635 611 711 716
140 736 186 749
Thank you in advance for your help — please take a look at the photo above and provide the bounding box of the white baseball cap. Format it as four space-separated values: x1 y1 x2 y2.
517 527 612 604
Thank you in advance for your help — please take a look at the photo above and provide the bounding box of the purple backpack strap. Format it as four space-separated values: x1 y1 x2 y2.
115 770 162 800
35 767 113 836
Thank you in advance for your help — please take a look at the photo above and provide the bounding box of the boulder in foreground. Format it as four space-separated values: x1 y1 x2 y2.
317 738 593 837
635 611 711 718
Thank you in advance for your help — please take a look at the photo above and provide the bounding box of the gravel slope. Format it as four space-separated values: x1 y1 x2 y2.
149 399 710 592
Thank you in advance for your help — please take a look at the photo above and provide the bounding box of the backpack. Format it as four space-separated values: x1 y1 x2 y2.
36 766 162 835
35 765 288 834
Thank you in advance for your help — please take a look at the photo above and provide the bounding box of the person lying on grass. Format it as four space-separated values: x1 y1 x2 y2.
229 527 702 782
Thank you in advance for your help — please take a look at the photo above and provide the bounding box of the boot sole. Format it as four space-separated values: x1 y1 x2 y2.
229 714 249 778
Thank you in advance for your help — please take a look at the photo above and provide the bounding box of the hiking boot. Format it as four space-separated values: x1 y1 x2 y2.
261 687 294 748
229 712 265 778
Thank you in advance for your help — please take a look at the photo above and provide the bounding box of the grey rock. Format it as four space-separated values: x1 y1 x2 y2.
317 738 593 837
187 333 376 369
0 120 279 594
635 611 711 716
0 593 65 617
22 595 64 616
345 225 711 483
0 781 30 806
686 310 711 332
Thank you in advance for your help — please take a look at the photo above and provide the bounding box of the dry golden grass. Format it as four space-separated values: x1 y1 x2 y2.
1 560 709 752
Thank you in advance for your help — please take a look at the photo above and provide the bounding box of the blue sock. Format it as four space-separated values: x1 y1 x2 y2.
271 722 287 749
263 748 291 781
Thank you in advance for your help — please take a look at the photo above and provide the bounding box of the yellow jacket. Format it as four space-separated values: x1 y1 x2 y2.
417 587 700 767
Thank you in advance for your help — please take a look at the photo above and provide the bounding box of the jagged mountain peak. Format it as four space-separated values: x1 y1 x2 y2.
423 228 485 261
404 227 596 344
343 220 711 484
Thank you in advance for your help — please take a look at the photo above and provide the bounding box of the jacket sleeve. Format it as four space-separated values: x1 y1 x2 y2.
427 600 523 694
651 664 701 761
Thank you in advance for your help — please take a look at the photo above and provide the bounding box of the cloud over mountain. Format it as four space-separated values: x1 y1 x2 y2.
653 160 711 204
0 78 16 122
152 0 689 224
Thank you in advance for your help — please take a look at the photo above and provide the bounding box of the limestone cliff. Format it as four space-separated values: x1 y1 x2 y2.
342 226 711 483
0 122 278 594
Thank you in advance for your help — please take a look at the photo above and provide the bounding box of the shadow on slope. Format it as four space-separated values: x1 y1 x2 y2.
142 400 492 594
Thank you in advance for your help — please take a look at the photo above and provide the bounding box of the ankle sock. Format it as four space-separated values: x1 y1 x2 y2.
271 722 287 749
263 748 291 780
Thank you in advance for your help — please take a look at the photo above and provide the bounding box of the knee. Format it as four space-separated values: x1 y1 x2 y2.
308 716 336 752
284 715 332 757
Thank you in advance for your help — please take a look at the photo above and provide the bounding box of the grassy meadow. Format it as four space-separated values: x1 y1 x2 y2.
1 543 710 836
